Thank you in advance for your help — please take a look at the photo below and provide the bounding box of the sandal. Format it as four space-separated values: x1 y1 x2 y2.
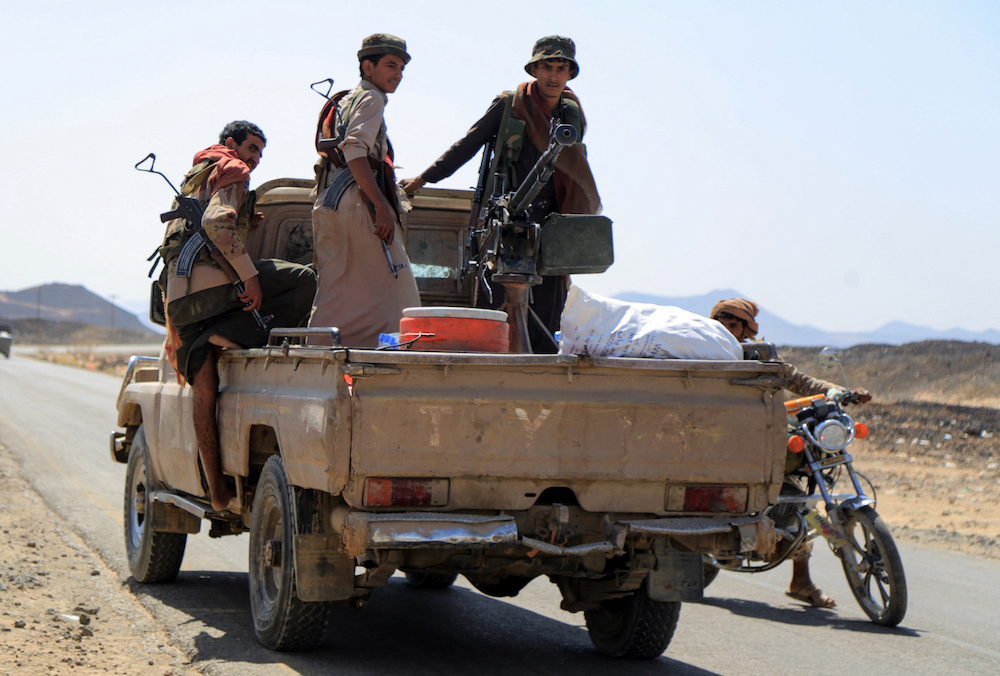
786 583 837 608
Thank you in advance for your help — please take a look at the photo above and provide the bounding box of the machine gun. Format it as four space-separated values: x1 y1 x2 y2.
468 122 613 353
135 153 272 332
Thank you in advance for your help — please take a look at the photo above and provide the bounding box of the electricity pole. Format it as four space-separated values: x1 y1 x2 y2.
109 294 118 342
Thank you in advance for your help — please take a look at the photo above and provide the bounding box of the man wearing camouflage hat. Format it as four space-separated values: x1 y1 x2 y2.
402 36 601 353
308 34 420 347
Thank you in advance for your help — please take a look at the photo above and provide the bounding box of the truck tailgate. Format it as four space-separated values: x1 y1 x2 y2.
345 351 786 514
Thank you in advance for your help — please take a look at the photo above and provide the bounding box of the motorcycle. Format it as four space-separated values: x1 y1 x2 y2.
705 348 907 627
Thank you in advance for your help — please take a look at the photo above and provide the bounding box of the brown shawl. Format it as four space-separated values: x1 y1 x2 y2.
511 82 601 215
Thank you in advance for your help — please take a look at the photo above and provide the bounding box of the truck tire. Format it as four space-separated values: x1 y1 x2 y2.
249 456 331 651
404 572 458 589
124 425 187 583
584 585 681 659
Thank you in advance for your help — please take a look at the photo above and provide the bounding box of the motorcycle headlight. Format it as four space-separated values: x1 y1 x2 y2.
815 419 850 449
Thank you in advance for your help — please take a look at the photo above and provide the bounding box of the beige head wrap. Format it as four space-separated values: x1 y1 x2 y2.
710 298 759 338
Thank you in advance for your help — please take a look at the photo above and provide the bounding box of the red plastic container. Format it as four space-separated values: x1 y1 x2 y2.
400 307 509 353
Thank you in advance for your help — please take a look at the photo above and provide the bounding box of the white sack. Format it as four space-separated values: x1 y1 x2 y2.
558 285 743 360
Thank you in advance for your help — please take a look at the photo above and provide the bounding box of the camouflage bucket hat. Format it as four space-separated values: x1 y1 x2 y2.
357 33 411 64
524 35 579 79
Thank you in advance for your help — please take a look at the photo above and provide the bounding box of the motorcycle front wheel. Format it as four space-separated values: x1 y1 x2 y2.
837 505 907 626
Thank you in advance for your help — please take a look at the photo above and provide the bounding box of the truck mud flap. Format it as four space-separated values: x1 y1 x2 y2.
294 534 355 602
341 512 518 557
646 541 703 601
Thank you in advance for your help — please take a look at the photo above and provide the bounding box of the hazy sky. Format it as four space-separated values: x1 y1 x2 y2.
2 1 997 332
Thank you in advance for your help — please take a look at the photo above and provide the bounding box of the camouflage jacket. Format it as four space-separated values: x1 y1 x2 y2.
159 145 258 302
781 362 839 398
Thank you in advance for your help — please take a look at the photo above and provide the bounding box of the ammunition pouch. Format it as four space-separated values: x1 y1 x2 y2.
536 213 614 275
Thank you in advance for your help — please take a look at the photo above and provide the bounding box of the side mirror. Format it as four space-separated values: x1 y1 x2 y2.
818 347 850 389
818 347 840 369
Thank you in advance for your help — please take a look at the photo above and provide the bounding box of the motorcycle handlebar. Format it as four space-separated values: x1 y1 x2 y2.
841 391 863 406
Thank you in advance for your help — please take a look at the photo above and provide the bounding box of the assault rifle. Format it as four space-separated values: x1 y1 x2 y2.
135 153 272 331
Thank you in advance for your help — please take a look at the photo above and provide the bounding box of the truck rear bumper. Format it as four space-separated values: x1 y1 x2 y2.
339 511 775 559
342 512 519 557
621 515 776 555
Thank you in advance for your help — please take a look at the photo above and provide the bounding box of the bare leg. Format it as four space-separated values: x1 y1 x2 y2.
191 345 234 511
788 559 836 608
208 335 242 349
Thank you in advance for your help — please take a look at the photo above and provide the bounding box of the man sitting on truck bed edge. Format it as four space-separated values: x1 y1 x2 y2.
159 120 317 510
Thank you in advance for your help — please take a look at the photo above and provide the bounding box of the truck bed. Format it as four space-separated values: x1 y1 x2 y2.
207 346 787 517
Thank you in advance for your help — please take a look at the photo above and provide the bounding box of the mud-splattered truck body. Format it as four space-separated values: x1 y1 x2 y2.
112 182 785 658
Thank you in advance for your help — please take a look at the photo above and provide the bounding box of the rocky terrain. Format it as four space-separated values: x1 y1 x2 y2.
780 342 1000 557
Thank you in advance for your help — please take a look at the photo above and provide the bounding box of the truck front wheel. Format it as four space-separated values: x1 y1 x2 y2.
584 584 681 659
124 424 187 583
249 456 331 651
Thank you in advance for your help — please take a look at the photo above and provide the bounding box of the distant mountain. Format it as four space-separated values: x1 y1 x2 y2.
0 283 153 335
613 289 1000 348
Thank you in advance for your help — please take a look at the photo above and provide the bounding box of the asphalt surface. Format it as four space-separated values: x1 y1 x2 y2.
1 353 999 675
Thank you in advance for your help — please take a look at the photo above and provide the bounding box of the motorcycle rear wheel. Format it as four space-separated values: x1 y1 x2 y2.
837 505 907 626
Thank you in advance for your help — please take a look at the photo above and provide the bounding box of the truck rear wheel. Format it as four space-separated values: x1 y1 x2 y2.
584 584 681 659
249 456 331 651
124 425 187 583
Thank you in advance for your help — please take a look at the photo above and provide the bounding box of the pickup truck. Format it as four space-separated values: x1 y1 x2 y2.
112 181 786 660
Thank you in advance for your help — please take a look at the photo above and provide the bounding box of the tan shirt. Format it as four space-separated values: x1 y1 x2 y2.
337 80 389 165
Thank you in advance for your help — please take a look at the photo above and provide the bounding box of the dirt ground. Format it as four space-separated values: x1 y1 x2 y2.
849 401 1000 558
0 446 199 675
1 340 998 674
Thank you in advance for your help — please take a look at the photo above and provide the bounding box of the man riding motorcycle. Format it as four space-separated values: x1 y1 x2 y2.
712 298 871 609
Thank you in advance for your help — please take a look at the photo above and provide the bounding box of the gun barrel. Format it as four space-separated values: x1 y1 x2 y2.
510 124 578 216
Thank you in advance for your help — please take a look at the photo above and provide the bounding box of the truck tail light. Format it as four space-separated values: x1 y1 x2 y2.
364 478 449 507
666 485 748 513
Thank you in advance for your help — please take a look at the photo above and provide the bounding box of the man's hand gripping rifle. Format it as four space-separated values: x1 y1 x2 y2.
468 122 578 352
135 153 272 331
312 78 405 279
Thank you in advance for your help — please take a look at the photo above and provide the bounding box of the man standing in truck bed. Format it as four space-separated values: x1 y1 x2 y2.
159 120 316 510
402 35 601 353
308 34 421 348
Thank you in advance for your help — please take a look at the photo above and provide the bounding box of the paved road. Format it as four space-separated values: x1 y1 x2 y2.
1 354 999 675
